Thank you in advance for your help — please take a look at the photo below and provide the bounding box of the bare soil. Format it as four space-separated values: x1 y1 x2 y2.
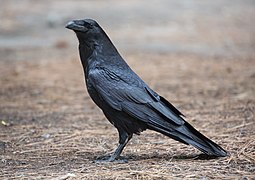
0 0 255 179
1 54 254 179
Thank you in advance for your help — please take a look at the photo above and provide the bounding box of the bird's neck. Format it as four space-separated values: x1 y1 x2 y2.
78 40 118 78
79 34 119 66
94 34 119 56
79 44 93 69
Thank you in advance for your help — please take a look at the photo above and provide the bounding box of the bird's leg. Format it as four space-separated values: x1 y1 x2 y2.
108 131 132 162
95 130 132 163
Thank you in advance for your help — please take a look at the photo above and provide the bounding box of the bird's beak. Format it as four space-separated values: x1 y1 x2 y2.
65 20 88 32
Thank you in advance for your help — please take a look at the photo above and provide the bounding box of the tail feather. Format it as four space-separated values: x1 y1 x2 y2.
183 122 228 157
148 120 228 157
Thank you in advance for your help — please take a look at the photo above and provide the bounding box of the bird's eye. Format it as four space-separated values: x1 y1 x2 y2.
83 22 93 29
88 23 93 29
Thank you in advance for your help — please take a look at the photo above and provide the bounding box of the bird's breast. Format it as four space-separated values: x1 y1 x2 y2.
86 79 104 110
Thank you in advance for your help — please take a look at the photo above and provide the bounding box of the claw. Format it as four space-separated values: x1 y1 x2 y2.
94 155 128 163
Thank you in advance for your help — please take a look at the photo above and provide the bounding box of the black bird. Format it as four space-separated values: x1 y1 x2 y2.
66 19 228 162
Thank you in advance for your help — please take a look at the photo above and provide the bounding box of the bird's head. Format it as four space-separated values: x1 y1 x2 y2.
65 19 106 46
66 18 118 56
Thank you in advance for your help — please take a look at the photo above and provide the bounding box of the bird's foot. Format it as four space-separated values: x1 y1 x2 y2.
94 155 128 163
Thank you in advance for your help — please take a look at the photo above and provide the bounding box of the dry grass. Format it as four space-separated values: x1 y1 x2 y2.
0 54 255 179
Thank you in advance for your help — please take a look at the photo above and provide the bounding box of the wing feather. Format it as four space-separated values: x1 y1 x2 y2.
89 67 184 125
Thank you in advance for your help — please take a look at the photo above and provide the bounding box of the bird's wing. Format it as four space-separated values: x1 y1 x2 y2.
88 67 184 125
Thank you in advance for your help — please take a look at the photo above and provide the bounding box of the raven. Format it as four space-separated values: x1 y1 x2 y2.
66 19 228 162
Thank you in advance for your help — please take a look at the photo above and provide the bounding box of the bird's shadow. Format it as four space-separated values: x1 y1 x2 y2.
87 151 221 164
126 153 220 162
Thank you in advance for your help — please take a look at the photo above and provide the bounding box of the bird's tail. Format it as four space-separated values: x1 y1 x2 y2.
148 120 228 157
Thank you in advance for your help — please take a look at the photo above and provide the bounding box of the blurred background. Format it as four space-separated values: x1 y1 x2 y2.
0 0 254 61
1 0 255 179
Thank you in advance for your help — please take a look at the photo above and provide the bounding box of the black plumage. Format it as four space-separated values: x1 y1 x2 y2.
66 19 228 162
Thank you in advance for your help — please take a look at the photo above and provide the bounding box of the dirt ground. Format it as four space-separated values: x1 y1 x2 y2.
1 0 255 179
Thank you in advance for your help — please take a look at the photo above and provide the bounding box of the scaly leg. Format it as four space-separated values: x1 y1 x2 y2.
95 130 132 163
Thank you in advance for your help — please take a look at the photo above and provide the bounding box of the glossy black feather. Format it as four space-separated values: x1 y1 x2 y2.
66 19 228 159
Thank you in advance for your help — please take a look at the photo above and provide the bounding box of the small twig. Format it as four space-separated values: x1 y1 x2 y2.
226 122 253 132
